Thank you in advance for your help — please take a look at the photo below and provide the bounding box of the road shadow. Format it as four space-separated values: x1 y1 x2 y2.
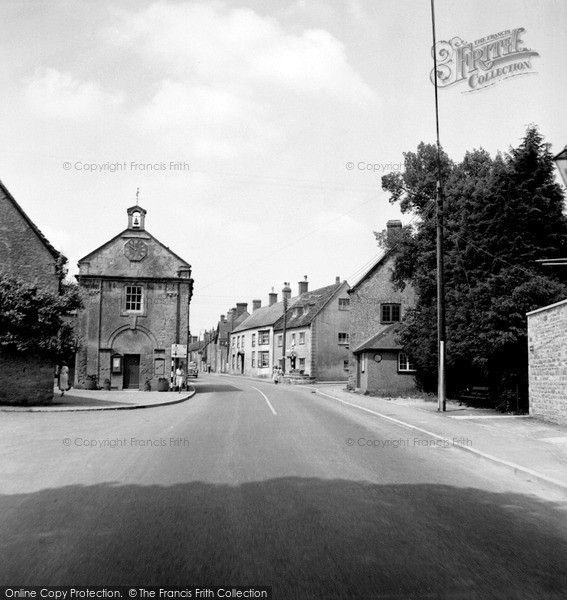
0 479 566 598
193 383 243 393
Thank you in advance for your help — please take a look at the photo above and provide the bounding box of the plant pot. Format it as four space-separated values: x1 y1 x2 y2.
157 379 169 392
85 379 97 390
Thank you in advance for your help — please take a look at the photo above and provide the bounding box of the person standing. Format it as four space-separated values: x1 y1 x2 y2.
175 366 185 393
59 364 69 397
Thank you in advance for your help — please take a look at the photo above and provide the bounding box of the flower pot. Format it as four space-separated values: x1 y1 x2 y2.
85 379 97 390
157 379 169 392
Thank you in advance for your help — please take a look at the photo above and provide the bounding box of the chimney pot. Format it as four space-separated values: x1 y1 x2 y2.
282 282 292 302
298 277 309 295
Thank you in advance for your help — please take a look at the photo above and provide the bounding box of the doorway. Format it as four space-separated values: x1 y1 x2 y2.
123 354 140 389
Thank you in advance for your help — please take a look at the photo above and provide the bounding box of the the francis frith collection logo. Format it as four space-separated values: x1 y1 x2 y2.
431 27 539 92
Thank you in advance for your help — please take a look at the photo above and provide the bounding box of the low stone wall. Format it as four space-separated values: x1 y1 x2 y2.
0 356 54 405
527 299 567 426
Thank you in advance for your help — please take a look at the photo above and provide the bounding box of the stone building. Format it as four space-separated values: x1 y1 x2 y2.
0 180 60 294
273 278 351 381
229 292 284 377
0 179 62 404
527 298 567 425
229 278 350 381
212 305 249 373
75 205 193 390
348 221 417 394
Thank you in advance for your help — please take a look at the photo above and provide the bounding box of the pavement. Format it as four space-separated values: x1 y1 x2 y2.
313 384 567 494
0 385 196 412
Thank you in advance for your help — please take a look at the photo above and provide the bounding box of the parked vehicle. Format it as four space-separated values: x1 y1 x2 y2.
187 362 198 378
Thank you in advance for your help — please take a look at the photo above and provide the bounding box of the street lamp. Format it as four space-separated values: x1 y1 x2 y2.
554 146 567 187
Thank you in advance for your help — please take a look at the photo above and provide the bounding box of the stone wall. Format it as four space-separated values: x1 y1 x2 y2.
0 186 59 294
527 299 567 425
0 356 54 405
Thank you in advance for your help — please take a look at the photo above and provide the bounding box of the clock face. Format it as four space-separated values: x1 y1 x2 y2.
124 239 148 262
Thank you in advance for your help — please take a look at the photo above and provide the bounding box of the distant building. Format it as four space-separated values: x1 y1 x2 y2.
0 179 63 404
229 277 350 381
229 291 284 377
348 221 417 394
75 205 193 390
213 305 250 373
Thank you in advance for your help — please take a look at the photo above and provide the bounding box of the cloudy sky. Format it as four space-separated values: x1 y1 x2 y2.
2 0 566 334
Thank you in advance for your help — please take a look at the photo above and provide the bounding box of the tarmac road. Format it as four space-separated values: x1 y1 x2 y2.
1 375 566 598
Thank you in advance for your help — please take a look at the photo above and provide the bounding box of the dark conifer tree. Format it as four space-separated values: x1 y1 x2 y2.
381 126 567 409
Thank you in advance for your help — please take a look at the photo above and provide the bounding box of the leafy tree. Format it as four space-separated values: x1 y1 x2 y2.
0 275 83 360
381 126 567 410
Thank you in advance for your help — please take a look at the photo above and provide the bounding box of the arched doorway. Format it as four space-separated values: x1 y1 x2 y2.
111 328 152 390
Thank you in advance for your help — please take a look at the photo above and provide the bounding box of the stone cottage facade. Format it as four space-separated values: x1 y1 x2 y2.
273 278 351 381
75 205 193 390
229 292 285 377
348 221 417 394
229 278 350 381
0 179 62 404
527 298 567 425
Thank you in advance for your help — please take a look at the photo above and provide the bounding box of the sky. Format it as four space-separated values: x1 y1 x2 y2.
1 0 566 335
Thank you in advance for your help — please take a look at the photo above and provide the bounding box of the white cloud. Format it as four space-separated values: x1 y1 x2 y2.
105 2 374 158
25 68 123 120
109 2 372 100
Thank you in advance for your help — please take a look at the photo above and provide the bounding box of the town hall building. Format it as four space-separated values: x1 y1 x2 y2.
75 204 193 390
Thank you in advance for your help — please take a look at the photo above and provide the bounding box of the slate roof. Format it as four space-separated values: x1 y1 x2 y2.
188 340 206 353
232 297 299 333
352 324 402 353
274 281 346 331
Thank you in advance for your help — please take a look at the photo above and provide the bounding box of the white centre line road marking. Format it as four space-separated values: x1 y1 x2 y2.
252 387 277 416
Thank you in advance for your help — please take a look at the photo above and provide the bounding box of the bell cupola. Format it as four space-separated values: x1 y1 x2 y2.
127 205 147 230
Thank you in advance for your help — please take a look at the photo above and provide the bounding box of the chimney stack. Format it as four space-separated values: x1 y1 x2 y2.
282 282 292 302
235 302 248 318
220 314 226 323
335 276 340 284
252 299 262 312
298 276 309 296
268 291 278 306
386 220 403 246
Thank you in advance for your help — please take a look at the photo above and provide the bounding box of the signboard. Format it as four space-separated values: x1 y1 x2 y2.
171 344 187 358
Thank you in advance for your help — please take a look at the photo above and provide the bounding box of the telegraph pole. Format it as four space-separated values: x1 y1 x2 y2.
281 282 291 374
431 0 446 411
